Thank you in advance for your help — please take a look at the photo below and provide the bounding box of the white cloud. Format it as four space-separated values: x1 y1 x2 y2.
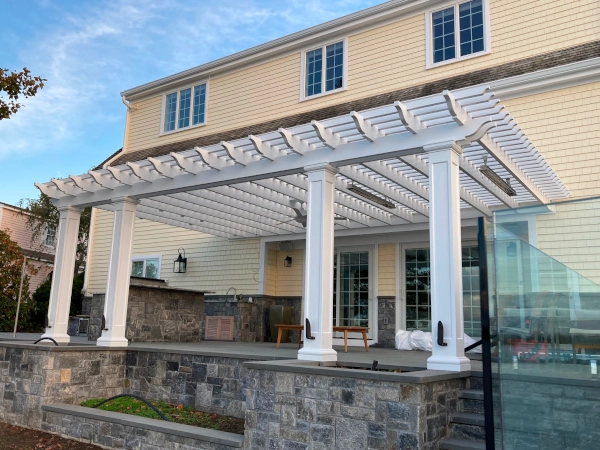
0 0 379 161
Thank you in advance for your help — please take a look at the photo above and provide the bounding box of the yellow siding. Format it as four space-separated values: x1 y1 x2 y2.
125 0 600 154
87 209 260 294
265 248 278 296
502 81 600 200
275 249 305 297
378 244 396 297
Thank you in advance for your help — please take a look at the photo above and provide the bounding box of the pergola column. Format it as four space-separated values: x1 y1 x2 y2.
42 206 82 344
96 197 138 347
425 141 471 372
298 163 337 363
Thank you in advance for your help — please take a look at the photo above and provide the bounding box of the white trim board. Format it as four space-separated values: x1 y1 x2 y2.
489 57 600 101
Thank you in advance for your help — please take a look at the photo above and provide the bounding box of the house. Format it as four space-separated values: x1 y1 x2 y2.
20 1 600 448
0 201 54 290
36 0 600 363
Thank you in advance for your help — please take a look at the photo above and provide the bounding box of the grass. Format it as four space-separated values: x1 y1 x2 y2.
81 397 245 435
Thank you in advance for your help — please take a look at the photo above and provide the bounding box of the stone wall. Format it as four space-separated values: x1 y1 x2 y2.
242 361 466 450
42 405 243 450
125 350 254 419
377 296 396 348
0 344 125 429
89 284 205 343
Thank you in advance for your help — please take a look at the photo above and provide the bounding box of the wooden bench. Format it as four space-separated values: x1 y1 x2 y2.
275 324 369 353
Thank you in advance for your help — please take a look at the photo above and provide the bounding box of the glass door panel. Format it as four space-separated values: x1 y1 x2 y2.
403 246 481 335
333 250 372 338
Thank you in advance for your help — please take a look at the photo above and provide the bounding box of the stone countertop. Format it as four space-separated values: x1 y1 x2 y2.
127 276 214 295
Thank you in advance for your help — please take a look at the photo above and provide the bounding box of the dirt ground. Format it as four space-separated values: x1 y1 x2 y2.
0 422 103 450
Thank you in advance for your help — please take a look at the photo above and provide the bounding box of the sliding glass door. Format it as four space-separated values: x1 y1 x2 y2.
333 248 374 339
402 245 481 337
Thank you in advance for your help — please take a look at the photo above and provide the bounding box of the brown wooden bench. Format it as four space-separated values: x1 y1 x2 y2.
275 324 369 353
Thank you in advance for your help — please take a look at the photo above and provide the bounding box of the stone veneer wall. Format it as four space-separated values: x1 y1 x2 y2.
242 362 466 450
377 296 396 348
125 350 255 419
89 285 205 343
0 345 125 429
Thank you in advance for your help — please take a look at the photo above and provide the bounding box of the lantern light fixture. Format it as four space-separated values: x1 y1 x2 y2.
284 256 293 267
173 248 187 273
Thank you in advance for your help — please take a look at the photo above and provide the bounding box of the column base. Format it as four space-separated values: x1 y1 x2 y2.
427 355 471 372
297 347 337 362
96 336 129 348
40 332 70 345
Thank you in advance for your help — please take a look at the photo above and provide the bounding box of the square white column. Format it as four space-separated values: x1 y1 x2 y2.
298 163 337 363
96 197 138 347
425 141 471 372
42 206 82 344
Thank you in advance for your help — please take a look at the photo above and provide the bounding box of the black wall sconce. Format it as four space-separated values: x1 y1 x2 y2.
173 248 187 273
284 255 293 267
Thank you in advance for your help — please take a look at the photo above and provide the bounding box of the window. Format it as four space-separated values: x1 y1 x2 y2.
131 256 161 279
302 40 346 99
428 0 488 67
162 82 207 133
44 226 56 247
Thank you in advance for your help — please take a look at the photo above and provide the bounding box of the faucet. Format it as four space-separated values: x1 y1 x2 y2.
226 287 237 299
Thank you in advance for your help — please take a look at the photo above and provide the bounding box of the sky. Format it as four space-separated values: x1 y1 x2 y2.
0 0 381 206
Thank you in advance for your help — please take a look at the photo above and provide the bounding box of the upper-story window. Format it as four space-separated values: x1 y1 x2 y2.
162 82 207 134
44 226 56 248
302 39 346 100
427 0 489 68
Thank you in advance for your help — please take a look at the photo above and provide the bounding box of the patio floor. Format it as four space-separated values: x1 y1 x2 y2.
0 332 483 373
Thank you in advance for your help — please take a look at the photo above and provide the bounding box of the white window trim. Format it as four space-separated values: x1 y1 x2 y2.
159 80 209 136
299 37 348 102
131 254 162 279
425 0 491 69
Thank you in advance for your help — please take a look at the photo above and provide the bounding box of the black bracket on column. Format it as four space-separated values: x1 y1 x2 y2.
44 315 51 329
101 315 108 331
305 318 315 340
437 321 447 346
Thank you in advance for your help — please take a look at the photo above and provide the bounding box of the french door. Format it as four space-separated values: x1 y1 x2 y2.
401 245 481 337
333 247 374 339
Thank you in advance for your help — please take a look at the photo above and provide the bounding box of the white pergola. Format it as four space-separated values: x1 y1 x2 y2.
37 86 568 371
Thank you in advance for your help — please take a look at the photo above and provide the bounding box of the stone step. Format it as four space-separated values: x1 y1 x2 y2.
452 412 485 427
439 438 486 450
458 390 484 401
458 391 485 414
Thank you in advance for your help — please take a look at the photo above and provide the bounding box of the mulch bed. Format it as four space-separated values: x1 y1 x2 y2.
0 422 102 450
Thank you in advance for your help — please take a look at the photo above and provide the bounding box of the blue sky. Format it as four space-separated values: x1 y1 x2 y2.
0 0 380 206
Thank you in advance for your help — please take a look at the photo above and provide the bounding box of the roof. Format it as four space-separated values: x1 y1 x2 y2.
36 85 569 240
110 40 600 168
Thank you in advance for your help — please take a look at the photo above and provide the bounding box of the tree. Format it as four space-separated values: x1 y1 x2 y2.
0 67 45 120
19 194 91 272
30 271 86 329
0 230 37 332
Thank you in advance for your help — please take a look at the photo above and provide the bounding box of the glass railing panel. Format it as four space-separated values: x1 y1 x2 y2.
490 196 600 450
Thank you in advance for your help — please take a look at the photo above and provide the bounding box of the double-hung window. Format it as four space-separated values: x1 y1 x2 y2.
131 256 161 279
44 226 56 248
428 0 488 67
163 82 207 133
303 40 345 99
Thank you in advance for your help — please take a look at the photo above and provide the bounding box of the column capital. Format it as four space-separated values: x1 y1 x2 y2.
56 205 83 214
110 196 140 206
303 163 338 175
423 141 463 156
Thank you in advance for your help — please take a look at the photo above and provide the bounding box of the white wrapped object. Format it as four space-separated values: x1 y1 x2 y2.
410 330 432 351
395 329 412 350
